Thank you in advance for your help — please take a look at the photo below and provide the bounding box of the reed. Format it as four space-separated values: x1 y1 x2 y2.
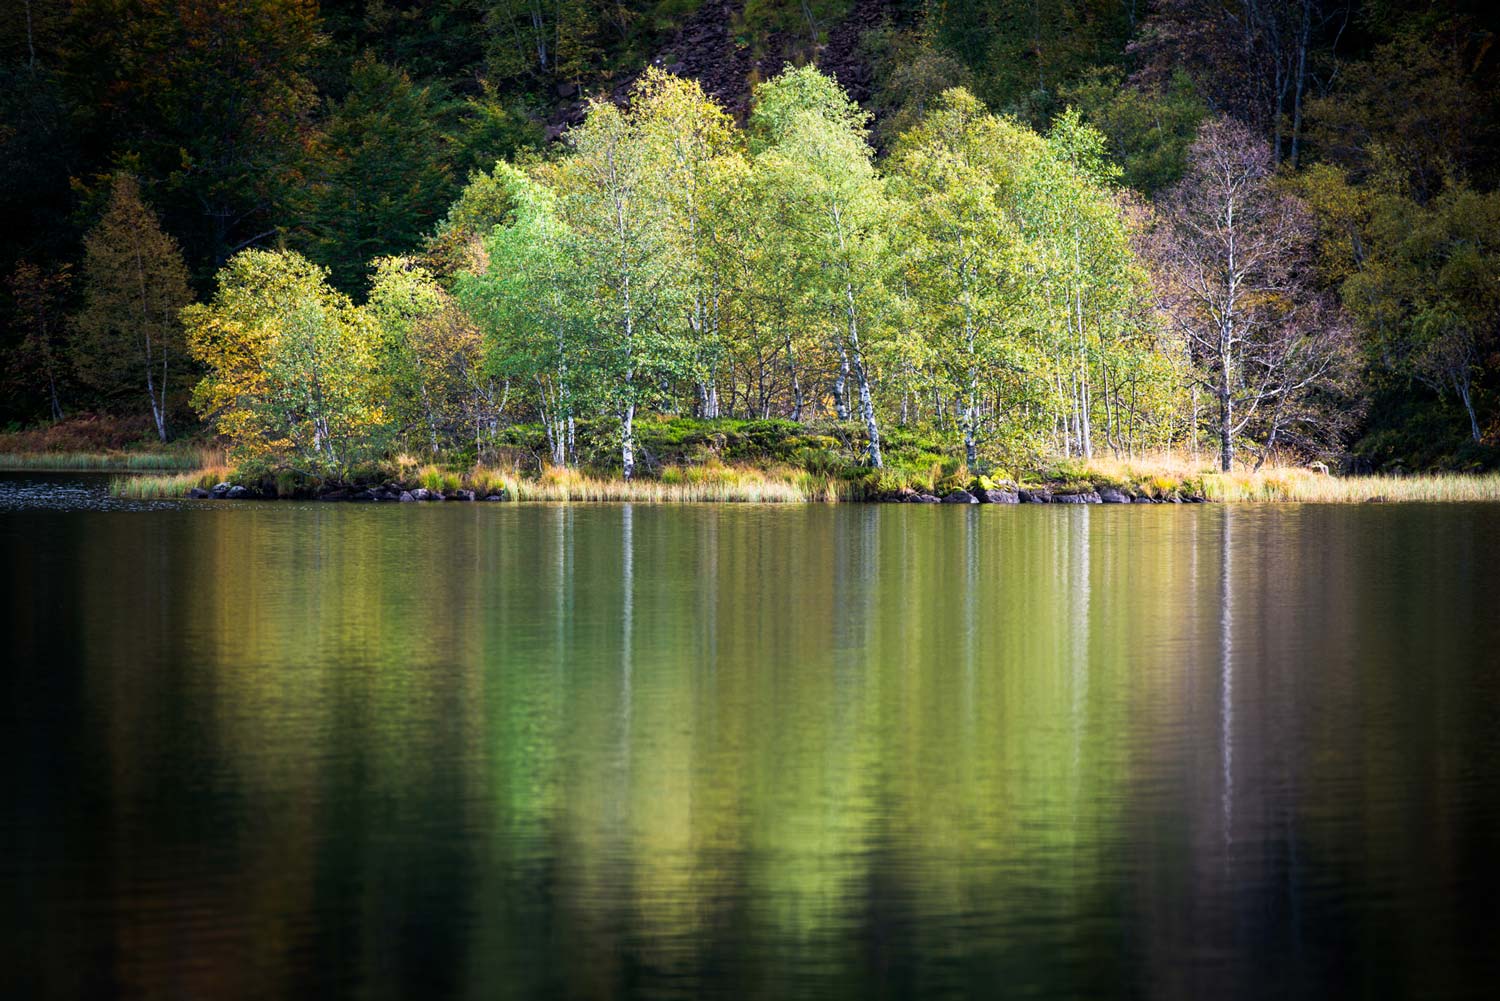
1 448 222 471
417 464 463 493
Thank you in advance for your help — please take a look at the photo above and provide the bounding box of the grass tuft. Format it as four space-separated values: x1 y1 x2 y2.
109 464 232 499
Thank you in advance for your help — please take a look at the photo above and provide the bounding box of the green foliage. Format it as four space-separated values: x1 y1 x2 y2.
743 0 852 51
1342 185 1500 445
1059 69 1207 194
367 256 497 457
862 25 972 146
930 0 1132 123
5 260 73 422
293 56 459 292
889 88 1040 465
184 250 387 473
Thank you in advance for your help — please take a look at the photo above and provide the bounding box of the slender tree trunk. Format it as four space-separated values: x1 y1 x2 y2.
1457 371 1481 443
48 373 63 422
833 343 851 420
1218 378 1233 472
853 349 882 468
621 401 636 479
1290 0 1310 167
146 367 166 443
963 378 978 468
786 335 804 421
844 283 882 468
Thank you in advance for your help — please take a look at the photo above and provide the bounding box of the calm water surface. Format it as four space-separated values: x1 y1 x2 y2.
4 472 1500 999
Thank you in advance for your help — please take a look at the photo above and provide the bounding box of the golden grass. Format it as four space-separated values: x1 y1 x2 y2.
109 464 233 499
95 449 1500 505
1079 450 1500 503
1201 470 1500 503
504 462 850 503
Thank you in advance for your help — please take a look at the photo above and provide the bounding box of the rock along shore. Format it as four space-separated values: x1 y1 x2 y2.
188 482 509 503
877 483 1206 505
185 479 1208 504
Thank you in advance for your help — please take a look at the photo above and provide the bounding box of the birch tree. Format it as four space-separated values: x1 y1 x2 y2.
890 87 1036 466
367 257 498 458
185 250 385 472
554 96 686 479
459 162 583 467
1149 117 1351 470
632 68 745 419
751 65 895 467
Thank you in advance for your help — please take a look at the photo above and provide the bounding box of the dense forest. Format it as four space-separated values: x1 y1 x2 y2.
4 0 1499 476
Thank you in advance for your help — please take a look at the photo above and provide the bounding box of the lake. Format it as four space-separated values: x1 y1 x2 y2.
4 472 1499 999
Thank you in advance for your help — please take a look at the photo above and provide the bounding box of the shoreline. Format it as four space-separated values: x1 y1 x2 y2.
109 468 1500 505
171 479 1201 505
7 449 1500 506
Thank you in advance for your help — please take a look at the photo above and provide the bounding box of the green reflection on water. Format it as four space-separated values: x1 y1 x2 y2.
7 501 1500 999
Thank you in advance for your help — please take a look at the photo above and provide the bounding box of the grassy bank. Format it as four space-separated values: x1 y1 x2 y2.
1201 470 1500 503
110 461 853 502
2 449 220 472
1078 453 1500 503
105 456 1500 503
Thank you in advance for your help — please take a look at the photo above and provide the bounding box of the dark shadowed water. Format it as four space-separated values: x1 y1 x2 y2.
4 472 1500 1000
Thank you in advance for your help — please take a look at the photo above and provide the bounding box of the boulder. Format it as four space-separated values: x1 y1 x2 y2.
483 493 507 502
399 491 416 503
981 489 1019 504
912 493 940 504
1099 487 1131 504
1055 491 1102 504
210 482 232 499
451 489 476 502
941 489 977 504
187 487 210 499
410 488 432 501
225 485 250 500
1133 495 1156 503
1019 489 1051 503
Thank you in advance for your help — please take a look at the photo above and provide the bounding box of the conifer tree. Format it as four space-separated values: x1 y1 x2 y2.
72 173 193 441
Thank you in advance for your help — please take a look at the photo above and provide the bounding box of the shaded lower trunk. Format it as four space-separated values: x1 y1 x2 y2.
621 402 636 480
